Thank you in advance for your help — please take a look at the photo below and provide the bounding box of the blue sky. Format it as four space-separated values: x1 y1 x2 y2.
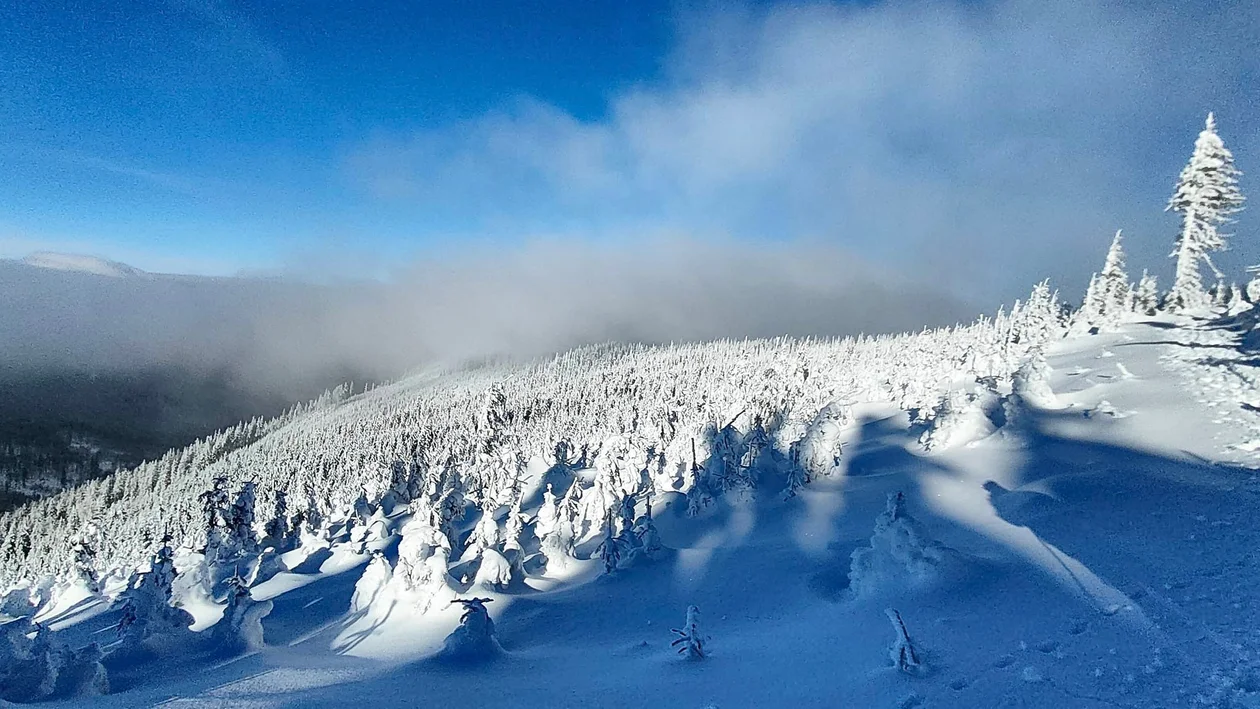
0 0 676 270
2 0 1258 302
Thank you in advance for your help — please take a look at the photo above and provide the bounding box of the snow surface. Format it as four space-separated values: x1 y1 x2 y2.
12 314 1260 707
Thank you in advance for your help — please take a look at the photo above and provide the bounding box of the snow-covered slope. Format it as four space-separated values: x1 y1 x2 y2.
8 304 1260 707
19 252 144 278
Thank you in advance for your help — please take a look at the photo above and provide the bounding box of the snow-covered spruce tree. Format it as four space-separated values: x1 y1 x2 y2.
1167 113 1246 311
539 485 579 571
684 438 715 517
1 585 37 618
1076 230 1131 331
534 483 559 538
781 460 810 501
228 481 259 557
791 401 848 482
262 489 290 550
393 509 457 612
440 597 500 662
68 524 101 593
1078 273 1104 329
472 547 513 590
212 572 273 653
710 418 754 493
500 489 527 562
1133 270 1160 316
1010 344 1056 410
595 515 621 575
611 495 642 563
631 512 662 560
848 492 953 597
670 605 705 660
461 499 500 563
349 550 392 612
198 476 230 559
885 608 923 675
616 492 637 535
110 536 194 652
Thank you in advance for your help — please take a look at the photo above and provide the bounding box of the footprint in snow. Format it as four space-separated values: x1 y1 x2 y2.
949 677 971 691
1035 640 1060 654
993 654 1016 669
1069 620 1089 636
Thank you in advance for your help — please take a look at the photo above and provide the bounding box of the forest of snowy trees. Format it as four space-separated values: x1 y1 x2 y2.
0 285 1066 587
0 113 1254 701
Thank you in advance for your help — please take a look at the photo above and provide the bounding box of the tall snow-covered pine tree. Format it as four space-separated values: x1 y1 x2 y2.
1167 113 1245 311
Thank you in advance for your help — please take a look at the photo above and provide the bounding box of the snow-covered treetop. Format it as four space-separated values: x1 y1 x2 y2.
1101 230 1125 280
1168 112 1245 224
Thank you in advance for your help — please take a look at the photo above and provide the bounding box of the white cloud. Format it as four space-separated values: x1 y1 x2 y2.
346 0 1260 301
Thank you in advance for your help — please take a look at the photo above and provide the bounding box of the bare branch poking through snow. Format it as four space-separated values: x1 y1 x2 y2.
885 608 923 675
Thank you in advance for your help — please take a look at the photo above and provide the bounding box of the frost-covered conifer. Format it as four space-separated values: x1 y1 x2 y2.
792 402 847 480
349 551 392 612
228 481 258 557
1075 231 1131 332
920 389 994 451
1098 230 1131 316
1133 270 1159 316
596 515 621 575
394 511 456 612
198 476 230 558
111 536 193 651
440 597 499 661
501 490 526 556
1078 273 1103 329
710 420 752 492
69 524 100 593
263 489 290 550
849 492 953 597
1167 113 1246 311
670 605 705 660
462 501 500 563
782 463 810 501
632 513 662 560
1011 345 1056 410
1 586 37 618
616 494 636 536
1229 284 1246 311
540 487 578 571
535 483 559 538
212 572 272 653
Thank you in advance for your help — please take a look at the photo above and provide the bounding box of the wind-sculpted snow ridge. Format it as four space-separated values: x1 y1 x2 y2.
0 284 1064 586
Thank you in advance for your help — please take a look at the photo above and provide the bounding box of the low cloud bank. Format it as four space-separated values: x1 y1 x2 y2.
0 238 975 398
